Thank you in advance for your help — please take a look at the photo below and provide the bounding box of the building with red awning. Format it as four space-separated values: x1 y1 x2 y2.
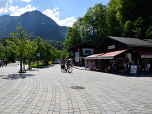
84 36 152 74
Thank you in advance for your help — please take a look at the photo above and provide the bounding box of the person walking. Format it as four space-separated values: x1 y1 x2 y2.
66 59 69 69
5 60 7 66
1 60 4 67
0 59 1 67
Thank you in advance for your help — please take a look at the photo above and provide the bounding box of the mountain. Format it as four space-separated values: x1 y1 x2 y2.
0 10 69 42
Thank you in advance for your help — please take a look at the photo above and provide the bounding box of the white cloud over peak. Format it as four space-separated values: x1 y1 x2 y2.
0 0 12 13
21 0 31 2
8 4 36 16
43 8 76 27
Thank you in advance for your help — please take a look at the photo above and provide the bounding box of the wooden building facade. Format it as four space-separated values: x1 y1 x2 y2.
85 36 152 74
68 42 95 66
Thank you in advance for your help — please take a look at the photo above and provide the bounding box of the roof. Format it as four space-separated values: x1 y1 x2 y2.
143 39 152 43
108 36 152 47
68 42 96 51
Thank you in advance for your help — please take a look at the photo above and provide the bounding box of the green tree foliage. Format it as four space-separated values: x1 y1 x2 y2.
65 3 107 48
6 25 62 70
111 0 152 38
24 39 37 69
106 0 122 36
65 0 152 50
34 36 61 62
122 20 134 37
0 42 5 59
64 27 81 49
146 25 152 38
7 24 30 72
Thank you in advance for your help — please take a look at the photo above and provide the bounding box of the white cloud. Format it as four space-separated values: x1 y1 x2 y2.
8 4 36 16
43 8 76 27
0 0 12 13
21 0 31 2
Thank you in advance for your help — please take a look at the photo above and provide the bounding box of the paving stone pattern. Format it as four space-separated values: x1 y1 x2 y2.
0 63 152 114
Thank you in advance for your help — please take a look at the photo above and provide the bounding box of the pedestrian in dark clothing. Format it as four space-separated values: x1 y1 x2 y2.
45 60 49 67
5 60 7 66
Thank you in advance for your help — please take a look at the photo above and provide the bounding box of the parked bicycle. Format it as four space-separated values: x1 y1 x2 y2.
61 64 73 73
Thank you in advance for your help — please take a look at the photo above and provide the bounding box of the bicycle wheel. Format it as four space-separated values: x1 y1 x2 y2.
68 67 73 73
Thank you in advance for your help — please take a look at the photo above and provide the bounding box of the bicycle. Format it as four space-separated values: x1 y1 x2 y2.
69 63 74 68
61 64 73 73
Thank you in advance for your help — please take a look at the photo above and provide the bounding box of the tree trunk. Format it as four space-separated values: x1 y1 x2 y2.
20 53 22 72
28 57 31 69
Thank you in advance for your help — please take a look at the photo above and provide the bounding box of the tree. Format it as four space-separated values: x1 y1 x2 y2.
24 39 37 69
106 0 122 36
146 25 152 39
0 42 5 59
64 3 107 49
64 27 81 49
115 0 152 37
82 3 107 46
122 20 134 37
7 24 30 72
132 17 144 38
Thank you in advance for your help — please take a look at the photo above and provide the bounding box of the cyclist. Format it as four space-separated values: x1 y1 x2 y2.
66 59 69 69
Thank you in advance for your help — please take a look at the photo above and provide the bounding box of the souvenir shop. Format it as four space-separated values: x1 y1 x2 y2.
84 36 152 74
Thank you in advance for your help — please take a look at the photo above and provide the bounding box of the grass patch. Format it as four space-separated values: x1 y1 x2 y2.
49 61 52 65
27 68 32 69
18 71 26 73
31 61 52 68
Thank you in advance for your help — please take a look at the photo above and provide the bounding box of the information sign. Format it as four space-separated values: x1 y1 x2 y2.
37 53 40 57
130 65 137 74
75 52 79 62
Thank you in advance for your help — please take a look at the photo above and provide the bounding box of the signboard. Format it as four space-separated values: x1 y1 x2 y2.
130 65 137 74
37 53 40 57
108 45 115 50
75 52 79 62
82 48 94 56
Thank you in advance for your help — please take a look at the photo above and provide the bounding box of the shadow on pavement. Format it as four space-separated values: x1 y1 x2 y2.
85 69 152 78
0 74 35 80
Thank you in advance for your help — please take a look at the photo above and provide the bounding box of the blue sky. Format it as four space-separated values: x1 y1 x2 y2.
0 0 110 27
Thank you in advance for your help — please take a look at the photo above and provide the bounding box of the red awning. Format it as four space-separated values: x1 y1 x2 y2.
85 53 104 59
133 49 152 58
85 49 127 59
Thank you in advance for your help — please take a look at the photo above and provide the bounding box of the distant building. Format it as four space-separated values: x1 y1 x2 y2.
68 42 96 66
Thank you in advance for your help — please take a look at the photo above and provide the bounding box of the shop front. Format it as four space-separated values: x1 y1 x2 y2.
84 36 152 74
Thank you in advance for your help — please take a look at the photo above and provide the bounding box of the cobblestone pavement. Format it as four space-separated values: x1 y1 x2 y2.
0 63 152 114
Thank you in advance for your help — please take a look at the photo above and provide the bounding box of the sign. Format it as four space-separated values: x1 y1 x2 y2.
82 48 94 56
75 52 79 62
76 52 79 55
130 65 137 74
108 45 115 50
37 53 40 57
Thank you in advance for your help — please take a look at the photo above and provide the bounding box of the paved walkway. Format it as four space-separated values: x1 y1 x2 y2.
0 63 152 114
